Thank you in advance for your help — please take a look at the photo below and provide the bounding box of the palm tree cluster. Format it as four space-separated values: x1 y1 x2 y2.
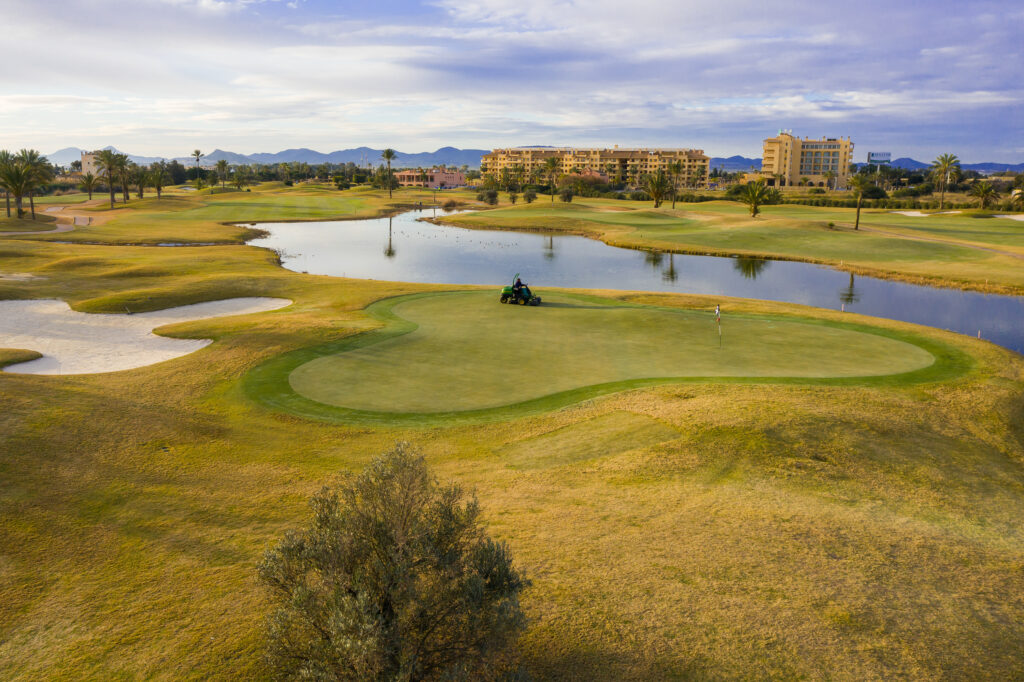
0 149 54 219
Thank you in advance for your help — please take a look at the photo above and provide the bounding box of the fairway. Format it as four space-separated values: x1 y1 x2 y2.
288 291 935 413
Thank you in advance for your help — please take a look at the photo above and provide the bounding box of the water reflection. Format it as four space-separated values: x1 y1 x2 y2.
384 216 396 259
839 273 860 308
662 253 678 283
733 257 770 280
248 209 1024 354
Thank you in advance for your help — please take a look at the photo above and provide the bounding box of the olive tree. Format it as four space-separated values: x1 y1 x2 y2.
257 443 528 681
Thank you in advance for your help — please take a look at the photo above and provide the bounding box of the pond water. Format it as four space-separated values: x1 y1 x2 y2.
247 209 1024 354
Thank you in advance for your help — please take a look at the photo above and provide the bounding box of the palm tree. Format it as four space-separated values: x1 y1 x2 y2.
1012 191 1024 211
80 172 99 200
694 166 707 190
17 149 53 219
823 170 837 191
192 149 204 171
642 170 672 208
215 159 229 188
119 160 133 203
667 161 683 208
930 153 960 210
849 174 872 230
0 150 13 217
0 153 31 218
739 179 776 217
970 180 998 209
94 149 123 209
381 148 396 198
150 162 168 199
134 163 146 199
543 157 559 202
232 165 250 191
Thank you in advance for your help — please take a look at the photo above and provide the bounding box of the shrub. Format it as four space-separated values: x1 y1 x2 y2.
629 190 650 202
523 189 537 203
559 188 574 203
808 188 826 194
476 189 499 205
442 199 459 210
258 443 528 680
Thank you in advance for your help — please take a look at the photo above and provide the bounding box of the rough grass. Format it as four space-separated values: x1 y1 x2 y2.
441 200 1024 294
0 348 42 368
0 214 59 232
1 185 1022 680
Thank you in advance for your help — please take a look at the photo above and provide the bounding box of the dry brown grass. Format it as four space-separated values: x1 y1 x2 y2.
1 186 1022 679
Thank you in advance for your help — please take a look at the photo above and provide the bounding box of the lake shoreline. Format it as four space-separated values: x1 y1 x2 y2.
424 213 1024 297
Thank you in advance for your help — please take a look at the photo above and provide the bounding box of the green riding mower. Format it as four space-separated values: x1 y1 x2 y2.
500 273 542 306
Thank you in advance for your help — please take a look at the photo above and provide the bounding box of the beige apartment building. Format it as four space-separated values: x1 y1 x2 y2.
481 146 710 187
760 132 854 188
393 167 466 189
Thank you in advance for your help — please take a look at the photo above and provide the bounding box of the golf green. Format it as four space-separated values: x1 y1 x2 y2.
285 291 935 414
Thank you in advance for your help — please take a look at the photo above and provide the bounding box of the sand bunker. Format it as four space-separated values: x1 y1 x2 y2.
890 210 962 217
995 214 1024 222
1 297 290 375
0 273 45 281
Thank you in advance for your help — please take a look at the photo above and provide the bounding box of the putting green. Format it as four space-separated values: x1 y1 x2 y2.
283 291 935 415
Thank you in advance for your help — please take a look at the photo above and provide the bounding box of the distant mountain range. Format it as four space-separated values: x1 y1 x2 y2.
46 147 1024 174
710 156 762 172
47 146 489 169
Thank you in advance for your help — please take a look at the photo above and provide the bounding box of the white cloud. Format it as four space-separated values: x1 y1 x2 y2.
0 0 1019 160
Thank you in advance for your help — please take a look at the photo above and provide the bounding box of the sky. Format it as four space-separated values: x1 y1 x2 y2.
1 0 1022 162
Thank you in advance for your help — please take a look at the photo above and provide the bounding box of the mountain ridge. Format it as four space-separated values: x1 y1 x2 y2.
46 146 489 168
43 147 1024 174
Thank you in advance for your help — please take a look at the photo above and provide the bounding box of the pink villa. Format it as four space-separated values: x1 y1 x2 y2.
393 167 466 189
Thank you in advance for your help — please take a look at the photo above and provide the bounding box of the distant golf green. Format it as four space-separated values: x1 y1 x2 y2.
285 291 935 415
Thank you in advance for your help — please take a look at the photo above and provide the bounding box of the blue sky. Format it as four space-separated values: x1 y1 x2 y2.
2 0 1021 161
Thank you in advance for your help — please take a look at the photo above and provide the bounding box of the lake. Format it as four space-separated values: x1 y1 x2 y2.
247 208 1024 354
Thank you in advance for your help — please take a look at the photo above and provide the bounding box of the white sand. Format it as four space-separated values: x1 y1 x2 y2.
890 210 962 217
0 273 45 281
1 297 291 375
995 214 1024 222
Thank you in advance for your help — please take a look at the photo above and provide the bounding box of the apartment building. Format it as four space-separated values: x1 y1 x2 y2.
481 146 710 187
393 167 466 189
761 132 854 188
